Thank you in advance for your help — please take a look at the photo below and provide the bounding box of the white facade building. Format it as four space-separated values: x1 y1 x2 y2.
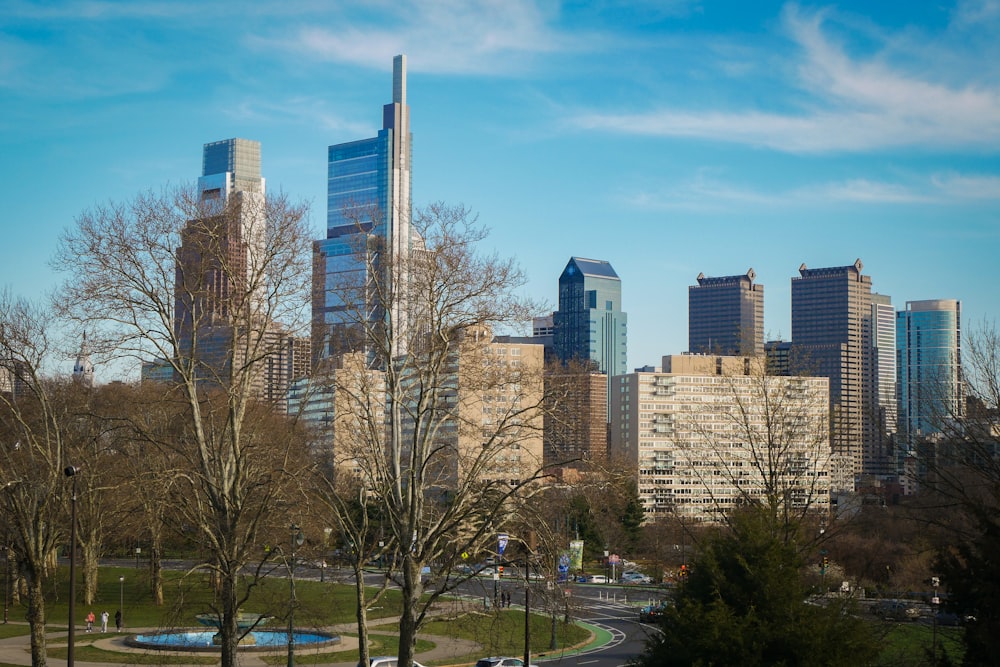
610 354 831 522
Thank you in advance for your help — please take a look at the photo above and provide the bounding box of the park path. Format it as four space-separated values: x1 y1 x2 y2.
0 600 482 667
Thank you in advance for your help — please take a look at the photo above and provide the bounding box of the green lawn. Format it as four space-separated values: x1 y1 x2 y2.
4 566 592 666
422 609 591 658
873 621 964 666
15 565 403 630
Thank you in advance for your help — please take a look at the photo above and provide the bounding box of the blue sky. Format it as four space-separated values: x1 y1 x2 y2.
2 0 999 374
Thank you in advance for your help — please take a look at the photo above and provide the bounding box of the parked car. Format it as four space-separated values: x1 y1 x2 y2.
475 657 539 667
586 574 608 584
361 657 427 667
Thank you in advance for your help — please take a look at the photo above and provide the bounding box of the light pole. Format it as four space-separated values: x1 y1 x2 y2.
118 576 124 631
931 576 941 661
1 544 8 624
288 524 304 667
65 465 80 667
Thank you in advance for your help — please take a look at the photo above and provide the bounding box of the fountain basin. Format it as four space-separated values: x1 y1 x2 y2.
125 629 341 652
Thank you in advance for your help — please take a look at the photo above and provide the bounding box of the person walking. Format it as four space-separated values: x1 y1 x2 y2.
85 610 95 633
115 609 122 632
100 610 109 632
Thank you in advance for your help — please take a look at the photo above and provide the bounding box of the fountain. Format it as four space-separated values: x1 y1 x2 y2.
124 612 341 653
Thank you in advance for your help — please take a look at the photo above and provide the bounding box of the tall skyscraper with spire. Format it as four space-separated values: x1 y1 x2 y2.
313 55 417 364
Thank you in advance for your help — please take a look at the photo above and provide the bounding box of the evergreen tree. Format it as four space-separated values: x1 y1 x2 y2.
630 505 878 667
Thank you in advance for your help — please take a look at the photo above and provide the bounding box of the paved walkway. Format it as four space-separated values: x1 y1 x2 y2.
0 599 601 667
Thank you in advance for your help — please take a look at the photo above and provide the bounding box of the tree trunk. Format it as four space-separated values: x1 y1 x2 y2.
396 555 423 667
149 542 163 606
25 567 47 667
218 570 239 667
82 541 99 605
354 562 371 667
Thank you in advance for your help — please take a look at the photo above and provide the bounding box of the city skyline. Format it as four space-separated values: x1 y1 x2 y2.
2 1 998 376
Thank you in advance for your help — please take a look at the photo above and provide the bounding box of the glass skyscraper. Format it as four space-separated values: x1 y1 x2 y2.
553 257 628 378
312 55 416 363
896 299 962 444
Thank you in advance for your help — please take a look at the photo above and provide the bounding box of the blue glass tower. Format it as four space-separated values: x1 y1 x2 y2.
553 257 628 378
896 299 962 444
313 55 414 363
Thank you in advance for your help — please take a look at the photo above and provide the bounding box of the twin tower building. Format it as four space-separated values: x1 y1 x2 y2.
177 55 960 519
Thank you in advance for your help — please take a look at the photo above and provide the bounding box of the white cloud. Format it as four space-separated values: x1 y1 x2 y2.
931 172 1000 200
623 169 1000 213
571 3 1000 153
262 0 587 75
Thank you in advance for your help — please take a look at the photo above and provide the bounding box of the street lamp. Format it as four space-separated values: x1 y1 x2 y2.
118 576 125 631
2 543 8 624
65 465 80 667
288 524 304 667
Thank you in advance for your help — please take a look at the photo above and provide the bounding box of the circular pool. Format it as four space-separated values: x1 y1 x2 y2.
125 629 341 652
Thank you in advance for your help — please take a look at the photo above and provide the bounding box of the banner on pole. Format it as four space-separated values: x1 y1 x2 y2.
569 540 584 571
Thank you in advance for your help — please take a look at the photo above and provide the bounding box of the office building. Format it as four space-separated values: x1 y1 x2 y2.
173 138 306 407
553 257 628 378
543 370 608 468
395 331 545 488
688 269 764 355
313 55 418 363
287 352 386 477
174 138 266 380
896 299 963 446
869 293 897 478
791 259 874 488
609 354 831 522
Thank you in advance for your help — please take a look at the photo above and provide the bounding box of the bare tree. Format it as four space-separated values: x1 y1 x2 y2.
311 202 553 666
54 185 313 667
0 294 76 667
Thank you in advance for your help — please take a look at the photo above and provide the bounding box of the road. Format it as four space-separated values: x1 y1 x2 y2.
417 572 663 667
108 559 663 667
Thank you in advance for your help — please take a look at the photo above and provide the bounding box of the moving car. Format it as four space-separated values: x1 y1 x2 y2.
620 572 653 585
872 600 920 621
639 600 671 623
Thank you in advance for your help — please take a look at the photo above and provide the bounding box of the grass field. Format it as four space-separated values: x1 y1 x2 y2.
1 565 591 666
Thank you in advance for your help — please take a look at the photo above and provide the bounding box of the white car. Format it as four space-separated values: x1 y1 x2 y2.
621 572 652 585
475 657 539 667
362 658 427 667
586 574 608 584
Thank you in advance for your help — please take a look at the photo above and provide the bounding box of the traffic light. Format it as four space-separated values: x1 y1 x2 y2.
679 564 688 579
821 557 829 573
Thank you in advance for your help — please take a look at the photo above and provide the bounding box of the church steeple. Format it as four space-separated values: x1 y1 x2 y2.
73 332 95 387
